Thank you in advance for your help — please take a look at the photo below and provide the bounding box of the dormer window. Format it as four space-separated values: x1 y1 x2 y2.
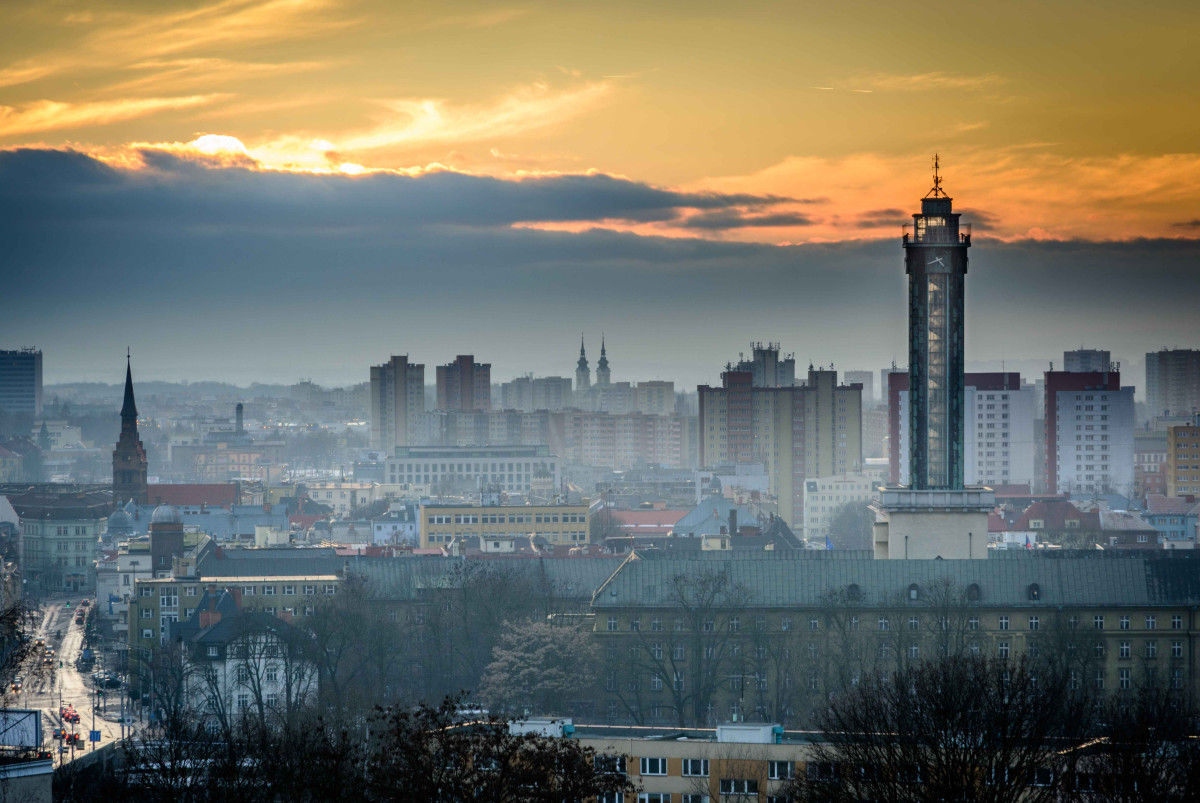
847 584 862 602
1028 583 1041 601
1029 520 1044 530
908 584 920 601
967 583 981 601
207 646 218 658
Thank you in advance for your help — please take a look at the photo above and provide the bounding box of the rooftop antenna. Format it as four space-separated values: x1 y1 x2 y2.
925 153 947 198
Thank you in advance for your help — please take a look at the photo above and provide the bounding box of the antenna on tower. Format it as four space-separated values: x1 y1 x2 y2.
925 153 947 198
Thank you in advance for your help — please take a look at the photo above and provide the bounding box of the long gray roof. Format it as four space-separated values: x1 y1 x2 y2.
344 555 624 602
591 551 1200 609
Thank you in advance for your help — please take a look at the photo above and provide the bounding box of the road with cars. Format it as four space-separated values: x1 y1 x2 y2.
16 595 137 764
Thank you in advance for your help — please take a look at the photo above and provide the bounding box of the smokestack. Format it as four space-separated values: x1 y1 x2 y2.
729 509 738 537
235 403 244 435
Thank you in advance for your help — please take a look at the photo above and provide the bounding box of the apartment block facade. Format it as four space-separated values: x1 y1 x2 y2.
699 369 863 527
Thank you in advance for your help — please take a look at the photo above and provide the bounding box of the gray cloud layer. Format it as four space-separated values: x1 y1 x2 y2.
3 148 1198 386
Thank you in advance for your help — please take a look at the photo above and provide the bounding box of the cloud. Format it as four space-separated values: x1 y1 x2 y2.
107 58 328 94
854 71 1005 92
858 208 907 225
421 7 529 29
682 211 817 230
0 95 227 137
338 81 615 153
2 147 1198 387
1171 219 1200 229
698 148 1200 242
0 0 347 88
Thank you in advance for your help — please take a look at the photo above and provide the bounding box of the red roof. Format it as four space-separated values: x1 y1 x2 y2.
148 483 240 508
289 514 324 529
605 509 688 535
1013 500 1100 531
1146 494 1199 516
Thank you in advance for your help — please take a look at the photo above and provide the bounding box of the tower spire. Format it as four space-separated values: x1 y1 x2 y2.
121 349 138 419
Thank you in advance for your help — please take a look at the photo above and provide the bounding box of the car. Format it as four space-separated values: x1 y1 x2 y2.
79 599 89 608
34 638 44 648
51 728 65 741
102 676 122 689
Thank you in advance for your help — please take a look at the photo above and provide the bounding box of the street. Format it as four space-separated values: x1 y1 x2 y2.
18 595 136 765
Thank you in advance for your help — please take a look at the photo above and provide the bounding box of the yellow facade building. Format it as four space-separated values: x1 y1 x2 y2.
419 503 590 548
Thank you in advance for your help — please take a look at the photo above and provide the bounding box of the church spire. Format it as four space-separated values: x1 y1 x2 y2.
113 350 148 506
121 349 138 420
595 333 611 386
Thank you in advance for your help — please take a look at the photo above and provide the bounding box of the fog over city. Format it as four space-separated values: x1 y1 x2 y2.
3 1 1200 800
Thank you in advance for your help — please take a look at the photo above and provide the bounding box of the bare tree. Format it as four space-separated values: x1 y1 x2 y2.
623 569 753 727
785 654 1091 803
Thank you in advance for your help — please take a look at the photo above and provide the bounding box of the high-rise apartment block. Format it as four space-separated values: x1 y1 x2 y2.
890 373 1036 488
369 355 425 452
844 370 875 403
498 375 573 412
435 355 490 412
1146 348 1200 418
0 348 42 415
565 411 689 470
1044 370 1135 495
698 368 862 526
1166 417 1200 497
728 342 796 388
1063 348 1111 373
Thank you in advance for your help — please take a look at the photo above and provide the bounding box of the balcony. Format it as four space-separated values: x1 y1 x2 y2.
903 223 971 245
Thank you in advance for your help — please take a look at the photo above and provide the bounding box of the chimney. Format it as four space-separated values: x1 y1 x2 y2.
729 509 738 537
235 403 244 435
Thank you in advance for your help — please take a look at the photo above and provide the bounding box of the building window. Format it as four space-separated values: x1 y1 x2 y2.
998 642 1009 659
1145 641 1158 659
878 617 890 631
640 757 667 776
1146 615 1157 630
1119 669 1131 689
207 645 218 658
1094 615 1105 630
968 616 980 630
630 618 640 632
682 758 709 777
607 617 618 632
1172 615 1183 630
720 780 758 796
1028 616 1040 631
999 616 1009 631
768 761 793 780
1119 641 1131 659
808 617 819 631
1172 640 1183 658
1120 615 1130 630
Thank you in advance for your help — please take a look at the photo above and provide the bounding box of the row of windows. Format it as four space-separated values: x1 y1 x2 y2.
140 584 336 598
606 612 1186 633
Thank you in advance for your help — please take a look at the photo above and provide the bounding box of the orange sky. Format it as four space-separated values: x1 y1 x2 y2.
3 0 1200 242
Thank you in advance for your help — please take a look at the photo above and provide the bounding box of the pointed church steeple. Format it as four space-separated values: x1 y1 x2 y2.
121 350 138 420
113 351 148 506
575 334 591 392
595 334 611 386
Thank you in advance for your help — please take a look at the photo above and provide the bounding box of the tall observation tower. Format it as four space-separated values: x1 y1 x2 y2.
873 157 990 560
903 155 971 490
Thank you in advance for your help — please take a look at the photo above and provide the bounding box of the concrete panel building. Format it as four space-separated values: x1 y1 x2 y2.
699 368 862 527
0 348 42 416
369 355 425 452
